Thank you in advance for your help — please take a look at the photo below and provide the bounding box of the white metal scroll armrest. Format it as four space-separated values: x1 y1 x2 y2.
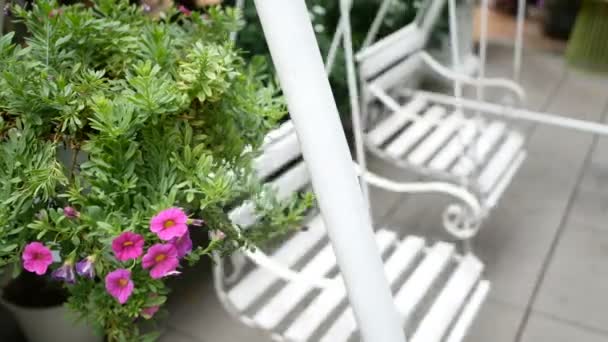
353 163 483 220
418 51 526 103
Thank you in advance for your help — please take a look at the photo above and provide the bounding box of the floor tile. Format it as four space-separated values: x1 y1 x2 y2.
520 311 608 342
159 328 203 342
165 259 270 342
533 223 608 332
466 299 522 342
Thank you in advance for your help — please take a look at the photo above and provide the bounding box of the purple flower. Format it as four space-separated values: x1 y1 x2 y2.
22 242 53 275
142 243 179 279
75 256 95 279
112 232 145 261
171 231 192 259
3 3 11 17
105 269 134 304
150 208 188 241
141 305 160 319
142 3 151 13
63 206 80 219
52 262 76 284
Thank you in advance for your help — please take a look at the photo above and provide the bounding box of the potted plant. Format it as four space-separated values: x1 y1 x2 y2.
0 0 310 340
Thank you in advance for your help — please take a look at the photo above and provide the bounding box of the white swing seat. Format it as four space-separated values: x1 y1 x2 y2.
353 0 528 215
215 123 490 342
365 94 526 209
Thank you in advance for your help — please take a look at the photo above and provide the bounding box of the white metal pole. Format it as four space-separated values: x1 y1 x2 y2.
230 0 247 42
448 0 463 100
253 1 407 342
477 0 489 104
340 0 371 211
362 0 394 49
514 0 526 82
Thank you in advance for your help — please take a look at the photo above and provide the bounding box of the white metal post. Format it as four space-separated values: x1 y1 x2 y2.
448 0 463 99
340 0 371 211
514 0 526 81
252 1 407 342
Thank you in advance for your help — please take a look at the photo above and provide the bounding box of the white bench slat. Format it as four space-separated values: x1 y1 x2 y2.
253 230 397 330
428 119 481 172
484 151 526 209
315 235 426 342
286 233 422 341
446 280 490 342
385 106 446 158
263 120 295 146
358 24 425 81
367 97 427 147
410 254 484 342
408 111 463 166
319 306 356 342
255 131 301 179
229 161 310 227
478 132 524 194
394 242 455 320
227 216 326 311
452 121 506 177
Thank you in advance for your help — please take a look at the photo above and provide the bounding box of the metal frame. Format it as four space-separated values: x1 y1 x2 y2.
253 1 406 340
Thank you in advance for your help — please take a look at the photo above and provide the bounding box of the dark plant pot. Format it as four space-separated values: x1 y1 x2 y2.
1 272 101 342
542 0 582 40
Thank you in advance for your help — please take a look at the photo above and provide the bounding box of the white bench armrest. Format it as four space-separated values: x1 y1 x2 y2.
419 52 526 103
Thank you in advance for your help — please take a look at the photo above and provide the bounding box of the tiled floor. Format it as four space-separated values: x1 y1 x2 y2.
2 43 608 342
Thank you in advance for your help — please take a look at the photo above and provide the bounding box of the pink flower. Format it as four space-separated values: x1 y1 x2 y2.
105 269 134 304
150 208 188 241
141 305 160 319
178 5 192 16
63 206 80 219
171 231 192 259
142 244 179 279
22 242 53 275
112 232 144 261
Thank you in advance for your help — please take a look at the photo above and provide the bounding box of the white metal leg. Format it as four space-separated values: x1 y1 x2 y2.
252 1 407 341
514 0 526 82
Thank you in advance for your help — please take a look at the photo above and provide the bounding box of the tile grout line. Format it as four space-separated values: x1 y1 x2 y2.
532 308 608 337
513 98 608 342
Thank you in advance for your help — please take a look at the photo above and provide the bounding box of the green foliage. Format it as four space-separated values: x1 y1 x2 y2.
0 1 310 340
233 0 425 115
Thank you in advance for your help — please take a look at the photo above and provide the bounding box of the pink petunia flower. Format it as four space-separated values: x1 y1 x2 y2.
149 208 188 241
178 5 192 16
210 230 226 241
141 305 160 319
105 269 134 304
112 232 145 261
22 242 53 275
171 231 192 259
63 206 80 219
142 244 179 279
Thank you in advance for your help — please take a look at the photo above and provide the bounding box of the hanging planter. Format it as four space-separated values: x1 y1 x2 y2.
0 0 311 340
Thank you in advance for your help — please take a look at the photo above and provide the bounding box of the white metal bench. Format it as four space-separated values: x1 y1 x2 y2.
342 0 528 240
213 122 490 342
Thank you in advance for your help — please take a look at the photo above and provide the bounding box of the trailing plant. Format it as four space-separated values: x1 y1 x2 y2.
0 0 312 340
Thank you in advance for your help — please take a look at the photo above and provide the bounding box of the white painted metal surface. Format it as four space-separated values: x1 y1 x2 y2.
253 1 406 340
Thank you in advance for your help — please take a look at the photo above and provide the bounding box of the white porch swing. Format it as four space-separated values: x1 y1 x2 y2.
340 0 529 241
212 0 493 341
